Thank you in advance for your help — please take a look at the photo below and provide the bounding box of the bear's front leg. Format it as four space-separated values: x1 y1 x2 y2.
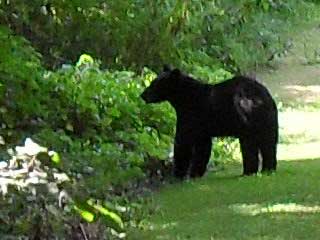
173 141 192 179
189 138 212 178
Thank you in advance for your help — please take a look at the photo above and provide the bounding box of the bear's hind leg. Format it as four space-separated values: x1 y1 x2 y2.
189 138 212 178
240 138 259 175
260 142 277 173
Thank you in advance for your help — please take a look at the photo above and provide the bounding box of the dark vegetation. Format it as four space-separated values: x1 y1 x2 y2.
0 0 319 238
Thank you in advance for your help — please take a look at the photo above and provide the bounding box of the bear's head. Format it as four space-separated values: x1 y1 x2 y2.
141 65 181 103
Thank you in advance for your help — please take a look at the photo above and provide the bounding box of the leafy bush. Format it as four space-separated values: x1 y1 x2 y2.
36 61 177 187
0 47 176 236
0 26 46 144
0 138 128 239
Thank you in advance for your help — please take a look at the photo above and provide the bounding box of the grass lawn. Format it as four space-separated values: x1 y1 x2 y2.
130 159 320 240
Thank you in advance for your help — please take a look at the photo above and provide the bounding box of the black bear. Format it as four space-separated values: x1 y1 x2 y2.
141 66 278 179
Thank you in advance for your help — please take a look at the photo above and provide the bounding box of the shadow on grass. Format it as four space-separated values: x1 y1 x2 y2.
130 158 320 240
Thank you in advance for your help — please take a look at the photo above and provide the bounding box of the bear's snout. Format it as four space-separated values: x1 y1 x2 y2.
140 89 162 103
140 90 151 103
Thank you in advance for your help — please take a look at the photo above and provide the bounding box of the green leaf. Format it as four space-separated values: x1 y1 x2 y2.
87 199 124 231
49 151 61 165
73 204 96 223
65 122 74 132
262 2 270 11
76 54 94 67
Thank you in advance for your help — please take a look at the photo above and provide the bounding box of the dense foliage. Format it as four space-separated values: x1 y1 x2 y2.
0 0 319 238
0 0 316 71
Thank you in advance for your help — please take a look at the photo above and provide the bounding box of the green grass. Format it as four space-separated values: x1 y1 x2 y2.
130 160 320 240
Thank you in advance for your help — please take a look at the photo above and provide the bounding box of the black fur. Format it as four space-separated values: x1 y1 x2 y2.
141 66 278 179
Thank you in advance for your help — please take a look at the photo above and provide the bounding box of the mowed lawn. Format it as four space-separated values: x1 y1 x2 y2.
130 159 320 240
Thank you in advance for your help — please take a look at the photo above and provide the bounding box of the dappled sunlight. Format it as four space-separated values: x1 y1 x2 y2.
157 222 178 230
197 184 211 192
279 111 320 137
278 142 320 161
230 203 320 216
281 84 320 104
278 111 320 160
285 85 320 93
139 221 178 239
0 138 67 195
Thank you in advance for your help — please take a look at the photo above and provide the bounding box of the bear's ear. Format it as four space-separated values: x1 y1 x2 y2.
171 68 181 76
163 64 171 72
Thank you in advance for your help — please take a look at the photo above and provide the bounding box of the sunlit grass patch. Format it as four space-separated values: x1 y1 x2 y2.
230 203 320 216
